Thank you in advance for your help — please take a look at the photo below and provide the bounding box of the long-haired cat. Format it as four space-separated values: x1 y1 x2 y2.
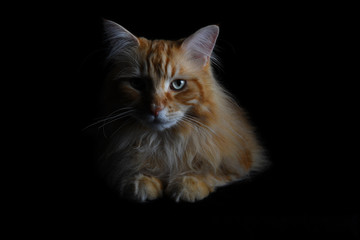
97 19 267 202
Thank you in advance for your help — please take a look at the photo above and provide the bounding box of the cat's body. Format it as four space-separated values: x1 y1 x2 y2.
98 20 267 202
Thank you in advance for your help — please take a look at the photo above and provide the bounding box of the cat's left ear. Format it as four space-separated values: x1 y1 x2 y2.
181 25 219 67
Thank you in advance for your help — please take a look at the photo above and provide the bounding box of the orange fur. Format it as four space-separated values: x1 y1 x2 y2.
100 20 267 202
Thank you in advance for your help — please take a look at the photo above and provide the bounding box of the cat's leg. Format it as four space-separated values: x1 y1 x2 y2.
122 173 163 202
166 175 215 202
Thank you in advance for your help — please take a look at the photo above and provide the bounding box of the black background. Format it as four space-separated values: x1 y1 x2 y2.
10 2 358 238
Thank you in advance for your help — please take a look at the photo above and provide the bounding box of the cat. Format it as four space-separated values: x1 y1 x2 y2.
96 19 267 202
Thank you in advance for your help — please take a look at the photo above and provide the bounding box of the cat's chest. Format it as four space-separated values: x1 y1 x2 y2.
131 132 194 174
134 134 186 159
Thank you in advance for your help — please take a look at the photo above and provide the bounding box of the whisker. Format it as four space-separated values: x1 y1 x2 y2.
180 118 212 139
107 107 134 116
178 118 196 131
182 115 217 135
83 107 134 130
110 118 133 138
100 110 135 138
98 110 135 129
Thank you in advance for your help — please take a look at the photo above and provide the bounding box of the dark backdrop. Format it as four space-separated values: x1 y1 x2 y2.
14 3 358 238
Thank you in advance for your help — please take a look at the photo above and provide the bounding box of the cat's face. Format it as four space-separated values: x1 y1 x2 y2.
104 21 219 131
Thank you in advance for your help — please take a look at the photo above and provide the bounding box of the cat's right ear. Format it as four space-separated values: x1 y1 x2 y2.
103 19 140 58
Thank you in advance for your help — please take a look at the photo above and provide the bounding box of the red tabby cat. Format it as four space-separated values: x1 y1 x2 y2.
98 19 267 202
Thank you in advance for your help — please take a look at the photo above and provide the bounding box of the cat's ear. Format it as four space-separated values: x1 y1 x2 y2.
181 25 219 67
103 19 140 59
103 19 139 46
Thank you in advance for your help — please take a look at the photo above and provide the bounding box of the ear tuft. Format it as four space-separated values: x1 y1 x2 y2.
182 25 219 67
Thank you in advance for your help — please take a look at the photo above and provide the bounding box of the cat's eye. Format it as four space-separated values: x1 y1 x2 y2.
170 79 186 91
129 77 146 90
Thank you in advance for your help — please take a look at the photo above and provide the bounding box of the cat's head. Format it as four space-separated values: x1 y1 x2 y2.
103 20 219 131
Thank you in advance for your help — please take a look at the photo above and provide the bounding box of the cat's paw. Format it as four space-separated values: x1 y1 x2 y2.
167 175 213 202
125 174 163 202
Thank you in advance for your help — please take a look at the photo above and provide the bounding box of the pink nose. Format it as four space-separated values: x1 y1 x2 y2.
151 105 163 117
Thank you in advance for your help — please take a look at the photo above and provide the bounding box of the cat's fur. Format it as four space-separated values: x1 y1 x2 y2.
98 20 267 202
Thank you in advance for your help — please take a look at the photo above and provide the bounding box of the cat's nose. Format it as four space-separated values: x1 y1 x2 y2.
150 104 163 118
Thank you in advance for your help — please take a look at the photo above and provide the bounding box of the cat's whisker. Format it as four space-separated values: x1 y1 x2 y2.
98 110 135 129
178 119 196 132
100 110 135 138
103 107 135 121
181 116 202 130
100 109 134 123
166 113 182 121
83 108 134 130
109 106 134 114
182 115 217 135
180 117 213 140
110 118 133 138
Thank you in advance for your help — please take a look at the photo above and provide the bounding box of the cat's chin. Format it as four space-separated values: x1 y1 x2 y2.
147 120 177 131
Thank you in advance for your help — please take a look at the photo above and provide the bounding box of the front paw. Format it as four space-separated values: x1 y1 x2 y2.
123 174 163 202
167 175 213 202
